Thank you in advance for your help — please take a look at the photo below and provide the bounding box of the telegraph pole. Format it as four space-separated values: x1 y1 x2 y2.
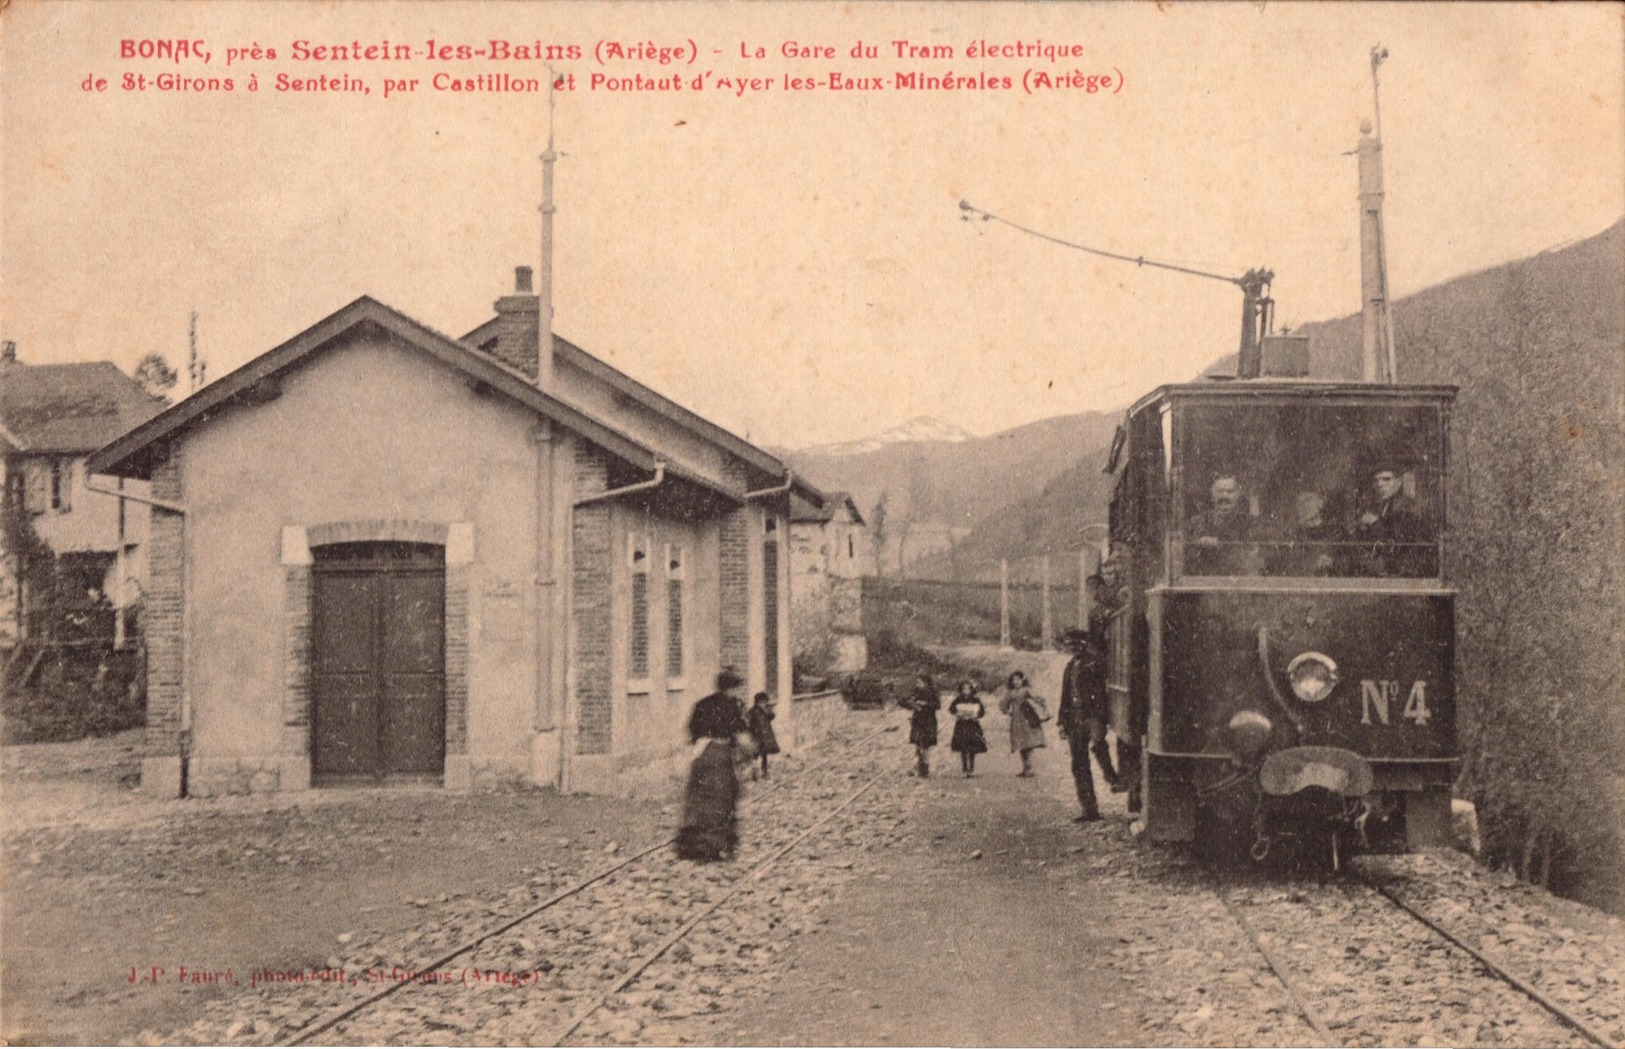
999 559 1011 651
1040 555 1053 649
187 310 205 395
1359 45 1398 383
537 66 558 391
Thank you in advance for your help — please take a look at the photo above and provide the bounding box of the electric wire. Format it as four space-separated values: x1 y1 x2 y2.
958 200 1246 287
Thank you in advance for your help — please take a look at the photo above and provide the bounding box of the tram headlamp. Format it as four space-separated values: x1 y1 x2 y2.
1226 710 1274 763
1286 652 1340 703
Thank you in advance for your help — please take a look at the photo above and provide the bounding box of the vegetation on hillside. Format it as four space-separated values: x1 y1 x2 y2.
863 220 1625 906
1277 222 1623 900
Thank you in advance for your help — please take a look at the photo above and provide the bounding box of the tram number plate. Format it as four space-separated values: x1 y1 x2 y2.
1360 679 1431 727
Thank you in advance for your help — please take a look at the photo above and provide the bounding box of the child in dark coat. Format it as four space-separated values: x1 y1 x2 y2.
905 675 940 777
746 691 780 779
948 680 989 777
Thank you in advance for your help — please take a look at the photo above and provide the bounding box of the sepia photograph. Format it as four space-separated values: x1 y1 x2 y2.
2 1 1622 1044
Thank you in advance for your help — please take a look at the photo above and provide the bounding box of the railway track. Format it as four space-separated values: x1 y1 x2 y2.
204 718 906 1046
1212 859 1617 1048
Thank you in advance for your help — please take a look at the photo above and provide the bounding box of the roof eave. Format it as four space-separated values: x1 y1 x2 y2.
553 337 792 484
88 297 660 478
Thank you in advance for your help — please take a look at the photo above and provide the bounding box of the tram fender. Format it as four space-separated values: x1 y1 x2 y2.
1259 746 1373 798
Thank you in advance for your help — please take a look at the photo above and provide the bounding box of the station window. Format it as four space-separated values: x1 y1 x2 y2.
628 535 650 684
764 527 780 696
666 543 686 683
50 459 72 512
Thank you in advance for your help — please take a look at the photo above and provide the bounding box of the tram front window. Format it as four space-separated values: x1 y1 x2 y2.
1176 403 1443 579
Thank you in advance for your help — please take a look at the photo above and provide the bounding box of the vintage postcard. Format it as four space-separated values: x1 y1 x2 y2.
3 2 1622 1045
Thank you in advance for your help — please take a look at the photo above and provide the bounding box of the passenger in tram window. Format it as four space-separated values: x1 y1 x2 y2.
947 680 988 778
1357 463 1426 576
1270 489 1341 576
905 675 941 778
1187 474 1261 575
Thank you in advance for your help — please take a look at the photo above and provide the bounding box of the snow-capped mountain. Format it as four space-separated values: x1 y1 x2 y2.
794 416 976 457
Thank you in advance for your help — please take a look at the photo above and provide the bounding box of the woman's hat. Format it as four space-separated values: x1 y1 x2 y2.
716 667 744 690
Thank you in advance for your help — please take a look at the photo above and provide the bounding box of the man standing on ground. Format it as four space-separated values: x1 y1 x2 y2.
1058 628 1117 822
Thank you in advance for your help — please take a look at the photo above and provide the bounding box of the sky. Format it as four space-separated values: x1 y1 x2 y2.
2 2 1620 449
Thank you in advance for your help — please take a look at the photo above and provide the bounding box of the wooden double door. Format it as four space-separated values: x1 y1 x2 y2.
311 542 446 781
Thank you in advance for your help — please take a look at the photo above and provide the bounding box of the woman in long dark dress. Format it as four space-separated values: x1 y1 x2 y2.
906 675 941 778
676 669 750 862
948 680 989 777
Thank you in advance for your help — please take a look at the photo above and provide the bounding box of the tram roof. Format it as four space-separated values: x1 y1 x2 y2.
1127 379 1458 418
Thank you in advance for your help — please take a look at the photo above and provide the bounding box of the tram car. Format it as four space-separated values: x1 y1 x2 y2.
1100 339 1457 865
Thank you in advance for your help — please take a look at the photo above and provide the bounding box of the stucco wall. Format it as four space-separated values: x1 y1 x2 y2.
25 458 151 557
607 506 720 773
177 333 545 787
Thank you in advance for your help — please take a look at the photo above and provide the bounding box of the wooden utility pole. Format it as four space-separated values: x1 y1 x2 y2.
1359 44 1397 384
999 559 1011 651
187 310 205 395
1079 548 1092 629
1040 555 1053 649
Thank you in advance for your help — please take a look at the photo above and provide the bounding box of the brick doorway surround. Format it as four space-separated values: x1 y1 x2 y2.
279 520 473 790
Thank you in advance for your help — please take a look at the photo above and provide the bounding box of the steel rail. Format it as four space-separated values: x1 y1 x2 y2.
1364 876 1615 1049
278 719 898 1046
1208 871 1344 1046
547 770 886 1046
1211 854 1615 1049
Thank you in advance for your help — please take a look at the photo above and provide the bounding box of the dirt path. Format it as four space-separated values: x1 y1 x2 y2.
711 651 1149 1046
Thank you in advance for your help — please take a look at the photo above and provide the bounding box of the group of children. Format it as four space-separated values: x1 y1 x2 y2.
905 675 991 778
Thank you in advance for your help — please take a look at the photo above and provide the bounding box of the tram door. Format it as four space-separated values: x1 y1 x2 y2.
311 542 446 781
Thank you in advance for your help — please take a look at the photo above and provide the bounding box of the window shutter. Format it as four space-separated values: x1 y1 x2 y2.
24 462 48 514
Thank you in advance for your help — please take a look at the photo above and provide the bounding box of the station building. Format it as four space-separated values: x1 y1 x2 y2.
788 490 868 677
88 269 822 798
1 344 163 650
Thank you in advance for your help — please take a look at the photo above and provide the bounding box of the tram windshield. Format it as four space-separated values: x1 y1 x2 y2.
1175 402 1444 579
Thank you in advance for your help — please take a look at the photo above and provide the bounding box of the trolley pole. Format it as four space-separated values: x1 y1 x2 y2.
999 559 1012 651
1040 555 1053 649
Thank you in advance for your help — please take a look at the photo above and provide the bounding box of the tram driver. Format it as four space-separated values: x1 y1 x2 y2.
1357 462 1427 576
1187 473 1260 575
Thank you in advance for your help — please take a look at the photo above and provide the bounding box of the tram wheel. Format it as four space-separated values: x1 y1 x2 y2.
1194 807 1249 867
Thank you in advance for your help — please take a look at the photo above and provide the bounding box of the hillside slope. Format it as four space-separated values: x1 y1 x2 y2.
784 408 1122 535
940 220 1625 578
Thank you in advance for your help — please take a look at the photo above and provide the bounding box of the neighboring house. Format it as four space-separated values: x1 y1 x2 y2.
0 341 163 650
87 269 824 799
789 490 868 676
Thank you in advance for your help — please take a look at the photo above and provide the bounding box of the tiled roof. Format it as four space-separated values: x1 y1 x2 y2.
87 297 660 480
0 361 164 454
461 318 824 507
792 490 862 525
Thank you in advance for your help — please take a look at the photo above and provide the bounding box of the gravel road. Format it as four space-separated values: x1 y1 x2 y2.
7 674 1624 1047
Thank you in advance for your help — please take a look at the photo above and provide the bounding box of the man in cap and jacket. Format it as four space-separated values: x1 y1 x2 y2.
1057 627 1118 822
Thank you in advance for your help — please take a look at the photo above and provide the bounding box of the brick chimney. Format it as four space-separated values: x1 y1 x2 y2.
493 267 541 379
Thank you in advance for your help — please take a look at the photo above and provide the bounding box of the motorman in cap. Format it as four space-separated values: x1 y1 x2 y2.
1057 627 1118 822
